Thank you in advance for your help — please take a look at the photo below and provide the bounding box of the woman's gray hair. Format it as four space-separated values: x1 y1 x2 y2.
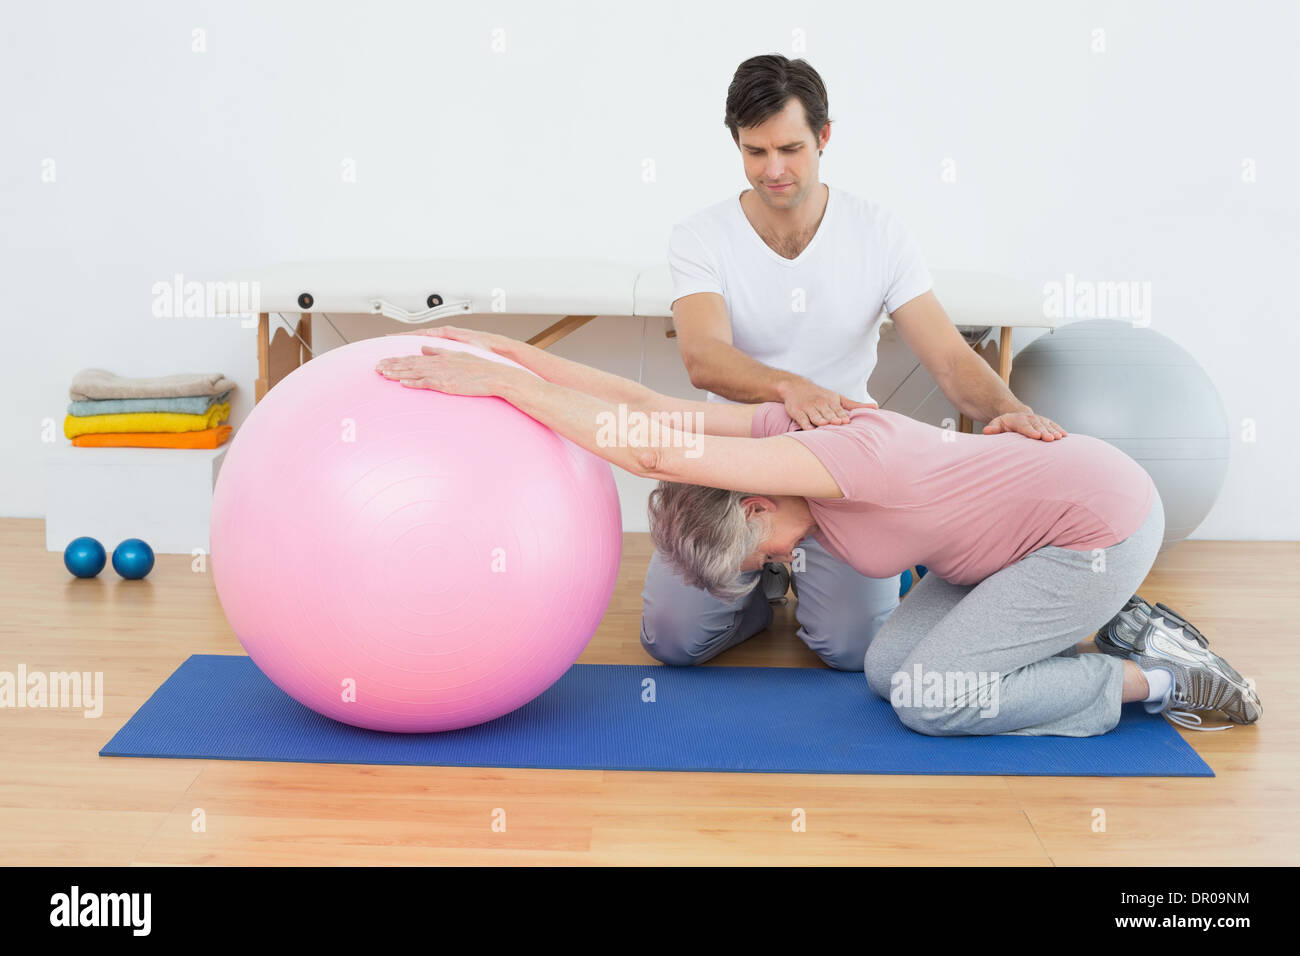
646 480 769 603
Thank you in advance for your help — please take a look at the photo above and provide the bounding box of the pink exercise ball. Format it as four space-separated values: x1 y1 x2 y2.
210 335 622 733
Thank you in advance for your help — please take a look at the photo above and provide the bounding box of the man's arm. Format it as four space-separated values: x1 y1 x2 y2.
673 292 866 428
672 291 798 402
888 290 1032 423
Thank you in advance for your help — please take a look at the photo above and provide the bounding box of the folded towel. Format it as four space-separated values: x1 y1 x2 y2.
63 403 231 438
70 368 237 401
67 390 233 417
71 426 233 449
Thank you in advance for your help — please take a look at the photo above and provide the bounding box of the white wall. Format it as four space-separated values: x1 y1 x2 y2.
3 0 1296 539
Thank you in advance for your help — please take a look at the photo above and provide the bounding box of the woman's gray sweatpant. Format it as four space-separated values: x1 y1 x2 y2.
863 488 1166 737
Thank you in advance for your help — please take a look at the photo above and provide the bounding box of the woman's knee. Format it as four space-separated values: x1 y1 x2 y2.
863 638 905 699
892 701 971 736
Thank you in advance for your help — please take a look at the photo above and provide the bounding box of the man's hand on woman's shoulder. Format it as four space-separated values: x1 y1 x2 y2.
983 410 1069 441
777 377 876 430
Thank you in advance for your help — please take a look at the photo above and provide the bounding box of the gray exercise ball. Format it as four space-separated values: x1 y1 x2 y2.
1008 319 1228 551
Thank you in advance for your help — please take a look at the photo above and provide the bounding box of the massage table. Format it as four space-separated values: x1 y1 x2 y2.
224 258 1057 433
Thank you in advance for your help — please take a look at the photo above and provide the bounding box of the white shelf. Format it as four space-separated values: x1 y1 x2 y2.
45 443 230 554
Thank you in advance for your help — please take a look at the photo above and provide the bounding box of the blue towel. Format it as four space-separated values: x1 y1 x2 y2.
67 390 231 417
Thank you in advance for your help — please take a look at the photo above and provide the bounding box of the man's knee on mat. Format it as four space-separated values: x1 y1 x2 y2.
803 608 892 673
639 601 772 668
813 642 872 672
638 617 713 667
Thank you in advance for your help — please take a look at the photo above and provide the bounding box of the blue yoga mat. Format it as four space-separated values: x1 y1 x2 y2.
99 655 1212 776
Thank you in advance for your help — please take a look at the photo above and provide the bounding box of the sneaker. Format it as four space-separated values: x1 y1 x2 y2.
1126 615 1261 731
1095 594 1209 657
761 562 791 605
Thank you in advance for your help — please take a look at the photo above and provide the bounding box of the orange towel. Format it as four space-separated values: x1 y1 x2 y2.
71 426 233 449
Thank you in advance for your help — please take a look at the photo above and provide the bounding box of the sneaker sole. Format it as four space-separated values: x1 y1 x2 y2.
1095 595 1158 656
1096 595 1209 657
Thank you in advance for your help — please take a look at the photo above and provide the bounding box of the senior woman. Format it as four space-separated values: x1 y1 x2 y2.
376 326 1261 738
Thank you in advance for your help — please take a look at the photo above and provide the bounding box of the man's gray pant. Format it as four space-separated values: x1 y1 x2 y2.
639 536 901 671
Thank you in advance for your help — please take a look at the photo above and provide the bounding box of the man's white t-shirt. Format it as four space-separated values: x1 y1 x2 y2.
667 184 933 404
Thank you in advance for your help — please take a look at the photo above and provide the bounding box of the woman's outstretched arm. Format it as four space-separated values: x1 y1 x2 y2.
395 326 759 438
380 328 843 497
494 373 843 500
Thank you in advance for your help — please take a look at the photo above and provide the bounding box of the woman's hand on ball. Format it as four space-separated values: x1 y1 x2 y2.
374 347 520 398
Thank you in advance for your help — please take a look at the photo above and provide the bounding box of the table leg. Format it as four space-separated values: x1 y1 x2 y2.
527 315 595 350
255 312 270 403
959 326 1015 433
299 312 312 365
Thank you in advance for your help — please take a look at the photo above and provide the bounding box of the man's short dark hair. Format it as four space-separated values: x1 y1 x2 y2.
724 54 831 155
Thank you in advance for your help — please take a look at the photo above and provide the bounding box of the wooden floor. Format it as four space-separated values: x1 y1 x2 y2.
0 516 1295 866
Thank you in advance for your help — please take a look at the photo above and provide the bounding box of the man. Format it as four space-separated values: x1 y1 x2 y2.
640 53 1064 670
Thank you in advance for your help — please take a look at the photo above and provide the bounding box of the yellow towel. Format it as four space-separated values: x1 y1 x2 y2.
63 402 230 438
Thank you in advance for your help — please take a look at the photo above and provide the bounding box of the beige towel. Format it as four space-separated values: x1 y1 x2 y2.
70 368 237 401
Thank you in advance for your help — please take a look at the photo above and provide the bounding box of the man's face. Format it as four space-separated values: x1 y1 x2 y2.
737 97 829 210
